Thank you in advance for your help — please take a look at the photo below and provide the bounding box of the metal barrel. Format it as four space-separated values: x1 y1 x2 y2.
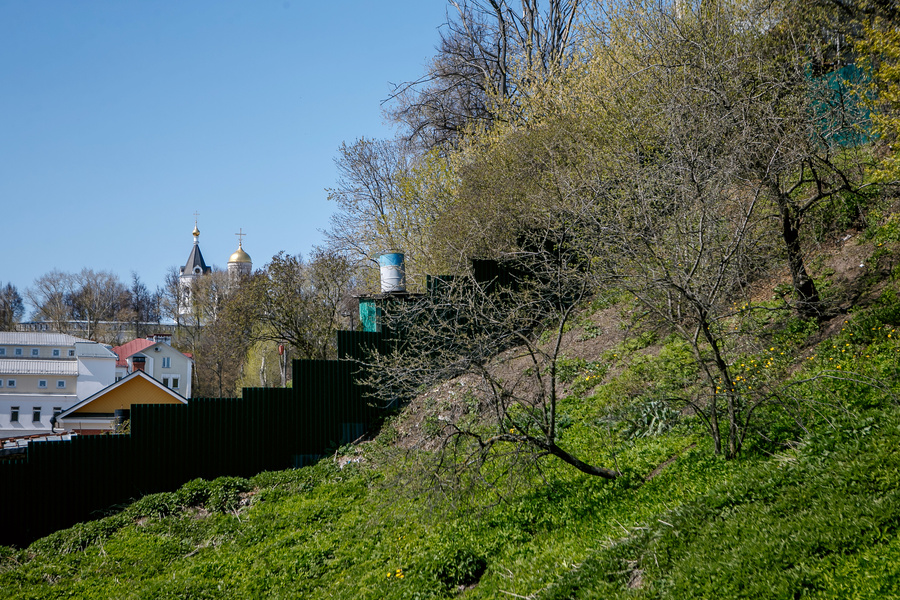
378 252 406 293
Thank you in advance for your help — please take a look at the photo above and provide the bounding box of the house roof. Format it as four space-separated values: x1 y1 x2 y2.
112 339 155 367
74 342 117 359
113 339 194 368
58 369 187 419
0 332 91 347
0 359 78 376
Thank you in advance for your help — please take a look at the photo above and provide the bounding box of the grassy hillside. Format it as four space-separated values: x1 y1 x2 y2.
2 230 900 598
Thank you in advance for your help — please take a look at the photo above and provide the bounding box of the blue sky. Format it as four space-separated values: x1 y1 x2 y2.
0 1 448 311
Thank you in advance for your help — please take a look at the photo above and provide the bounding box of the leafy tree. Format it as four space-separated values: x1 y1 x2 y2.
250 250 356 361
847 0 900 180
0 282 25 330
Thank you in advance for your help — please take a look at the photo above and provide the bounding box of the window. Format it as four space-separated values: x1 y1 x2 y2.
7 380 15 388
53 407 62 418
52 349 60 357
0 380 3 387
0 348 5 356
172 377 180 389
32 407 40 422
162 357 171 368
57 380 66 389
14 348 22 356
67 349 75 357
38 380 47 388
162 377 170 388
10 407 19 422
31 348 39 357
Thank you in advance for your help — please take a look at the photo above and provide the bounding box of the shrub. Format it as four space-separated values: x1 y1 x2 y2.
428 545 488 592
126 492 181 519
206 477 251 513
176 479 212 509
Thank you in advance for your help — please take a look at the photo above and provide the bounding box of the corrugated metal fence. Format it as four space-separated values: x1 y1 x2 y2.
0 330 395 548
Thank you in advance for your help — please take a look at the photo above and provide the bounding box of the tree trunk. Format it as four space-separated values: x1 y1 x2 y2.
780 199 821 319
546 442 620 479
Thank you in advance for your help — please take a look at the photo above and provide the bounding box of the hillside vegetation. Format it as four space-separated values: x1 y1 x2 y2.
2 221 899 597
5 0 900 597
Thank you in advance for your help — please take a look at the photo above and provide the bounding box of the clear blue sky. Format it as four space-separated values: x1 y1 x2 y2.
0 0 448 312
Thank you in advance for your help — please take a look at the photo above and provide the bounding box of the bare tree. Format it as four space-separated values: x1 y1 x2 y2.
26 270 73 333
127 272 160 338
366 219 620 493
66 268 130 341
387 0 583 147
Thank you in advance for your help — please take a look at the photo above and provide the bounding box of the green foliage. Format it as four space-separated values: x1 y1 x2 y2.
30 514 129 555
177 478 213 509
620 398 682 440
127 492 181 519
426 545 488 592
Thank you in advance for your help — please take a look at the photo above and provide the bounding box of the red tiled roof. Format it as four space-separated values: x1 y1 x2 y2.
112 339 156 368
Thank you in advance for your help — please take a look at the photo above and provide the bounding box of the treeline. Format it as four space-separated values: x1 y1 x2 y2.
1 248 358 399
1 270 161 339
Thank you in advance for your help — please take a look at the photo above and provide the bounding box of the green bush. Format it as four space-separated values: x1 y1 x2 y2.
177 478 212 509
429 546 488 592
127 492 181 519
206 477 251 513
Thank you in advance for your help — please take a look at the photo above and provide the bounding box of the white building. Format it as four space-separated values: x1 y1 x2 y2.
0 332 117 438
112 335 194 398
178 221 212 317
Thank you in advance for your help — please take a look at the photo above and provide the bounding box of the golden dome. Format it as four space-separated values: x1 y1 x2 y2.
192 225 200 237
229 242 251 264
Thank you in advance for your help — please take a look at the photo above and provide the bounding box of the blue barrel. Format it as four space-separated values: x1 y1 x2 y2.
378 252 406 293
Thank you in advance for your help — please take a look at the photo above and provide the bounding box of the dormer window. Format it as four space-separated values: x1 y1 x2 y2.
194 266 202 274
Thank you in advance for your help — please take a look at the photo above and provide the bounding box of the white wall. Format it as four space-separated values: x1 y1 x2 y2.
0 395 78 437
76 355 117 400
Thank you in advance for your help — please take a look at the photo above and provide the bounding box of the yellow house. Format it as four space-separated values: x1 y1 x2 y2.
57 370 187 435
